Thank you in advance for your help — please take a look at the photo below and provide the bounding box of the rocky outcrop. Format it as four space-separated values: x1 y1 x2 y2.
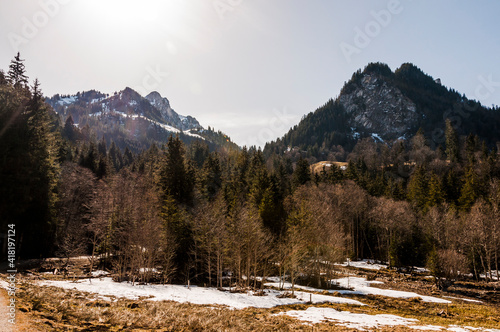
339 73 418 141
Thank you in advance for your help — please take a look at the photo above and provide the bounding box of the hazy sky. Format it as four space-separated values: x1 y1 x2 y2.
1 0 499 147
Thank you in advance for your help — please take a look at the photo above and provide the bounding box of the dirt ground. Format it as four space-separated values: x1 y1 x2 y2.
0 286 44 332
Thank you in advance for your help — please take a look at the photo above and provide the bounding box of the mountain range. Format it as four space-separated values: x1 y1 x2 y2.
47 62 500 157
46 87 237 152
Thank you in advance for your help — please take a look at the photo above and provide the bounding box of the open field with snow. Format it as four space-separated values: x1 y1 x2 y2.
1 259 499 331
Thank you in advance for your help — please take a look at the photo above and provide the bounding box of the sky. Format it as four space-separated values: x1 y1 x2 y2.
0 0 499 147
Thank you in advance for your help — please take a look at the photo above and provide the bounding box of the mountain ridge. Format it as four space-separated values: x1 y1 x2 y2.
46 87 237 152
264 62 500 159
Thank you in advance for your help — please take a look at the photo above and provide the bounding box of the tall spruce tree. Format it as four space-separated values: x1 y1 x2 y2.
458 167 479 211
292 156 311 190
407 166 428 211
427 172 445 208
0 70 60 257
200 152 222 201
160 135 194 205
7 52 29 88
445 119 460 163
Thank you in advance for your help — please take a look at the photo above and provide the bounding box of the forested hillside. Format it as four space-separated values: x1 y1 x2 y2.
265 63 500 160
46 86 238 154
1 55 500 292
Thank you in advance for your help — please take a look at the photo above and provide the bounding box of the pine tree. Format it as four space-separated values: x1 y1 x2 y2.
0 74 60 257
327 164 344 184
445 119 459 163
108 141 123 171
427 172 445 208
345 160 358 181
200 152 222 201
407 166 428 211
443 169 461 206
63 115 77 141
160 135 194 205
292 156 310 190
7 52 29 88
98 136 107 157
258 176 285 235
458 167 479 211
123 146 134 167
465 133 477 165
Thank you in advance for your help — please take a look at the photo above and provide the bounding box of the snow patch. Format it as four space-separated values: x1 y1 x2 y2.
278 308 499 331
278 307 418 329
331 277 451 304
39 277 364 309
57 96 77 105
336 259 388 271
91 270 109 277
184 130 204 140
371 133 384 142
443 296 483 303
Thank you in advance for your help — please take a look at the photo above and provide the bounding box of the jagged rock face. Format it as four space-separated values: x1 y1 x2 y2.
339 73 418 140
145 91 201 131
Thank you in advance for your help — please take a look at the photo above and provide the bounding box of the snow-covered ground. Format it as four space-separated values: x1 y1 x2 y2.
277 307 418 329
266 277 450 304
39 277 364 309
5 275 497 332
333 277 451 304
336 259 429 273
277 307 500 331
90 270 109 277
336 259 388 270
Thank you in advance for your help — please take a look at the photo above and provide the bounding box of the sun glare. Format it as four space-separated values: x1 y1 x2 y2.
83 0 187 29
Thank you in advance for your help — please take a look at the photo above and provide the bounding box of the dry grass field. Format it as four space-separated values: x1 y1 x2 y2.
3 261 499 331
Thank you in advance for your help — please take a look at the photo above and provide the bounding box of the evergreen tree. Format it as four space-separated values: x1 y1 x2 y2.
458 167 479 211
123 146 134 167
407 166 428 211
0 72 60 257
427 172 445 208
327 164 344 184
445 119 459 163
258 175 286 235
108 141 123 171
160 135 194 205
63 115 77 141
345 160 358 181
98 136 107 157
188 140 210 168
7 52 29 88
160 193 191 282
291 156 310 190
443 169 461 205
465 133 477 165
200 152 222 201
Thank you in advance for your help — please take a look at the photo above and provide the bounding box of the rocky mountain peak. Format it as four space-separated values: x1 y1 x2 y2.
145 91 201 131
338 71 418 141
